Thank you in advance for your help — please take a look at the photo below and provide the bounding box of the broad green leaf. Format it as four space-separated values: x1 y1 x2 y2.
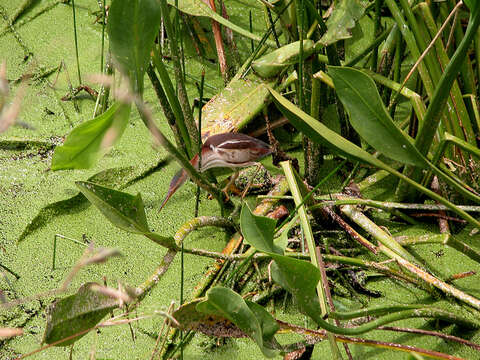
51 102 131 170
268 87 386 167
328 67 480 204
18 166 136 242
108 0 161 94
320 0 365 46
201 75 275 136
275 215 296 253
168 0 276 48
345 15 375 64
328 66 425 167
271 259 323 325
240 204 323 325
197 287 279 358
252 40 315 78
173 299 280 342
76 181 175 248
245 300 279 343
76 181 149 234
464 0 479 12
172 299 245 337
268 86 480 227
240 204 282 255
43 283 119 346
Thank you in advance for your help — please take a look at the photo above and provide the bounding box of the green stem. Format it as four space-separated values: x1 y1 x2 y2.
395 233 480 264
417 3 474 144
371 0 383 71
415 9 480 156
71 0 81 84
146 63 186 154
296 0 304 111
194 70 205 217
384 0 434 97
276 160 347 232
340 205 417 263
159 0 198 148
152 49 193 158
100 0 105 75
281 161 343 358
305 0 341 66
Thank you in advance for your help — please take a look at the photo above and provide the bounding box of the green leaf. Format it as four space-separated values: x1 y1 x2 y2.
197 287 279 358
201 74 275 136
51 102 131 170
345 15 375 64
328 67 480 204
173 299 280 345
240 203 323 325
268 87 386 167
328 66 425 167
75 181 149 234
268 86 480 227
464 0 479 12
168 0 276 48
275 215 296 253
43 283 119 346
320 0 365 46
252 40 315 78
240 204 282 255
76 181 175 248
108 0 161 94
18 166 136 242
271 258 323 325
245 300 279 343
172 299 246 337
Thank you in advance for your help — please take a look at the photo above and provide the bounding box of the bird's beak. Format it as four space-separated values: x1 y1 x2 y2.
159 154 199 211
159 168 188 211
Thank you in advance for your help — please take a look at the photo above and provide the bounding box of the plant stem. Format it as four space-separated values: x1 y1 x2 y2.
159 0 198 149
71 0 81 84
281 161 343 358
371 0 383 71
415 7 480 156
194 70 205 217
100 0 105 74
146 63 186 154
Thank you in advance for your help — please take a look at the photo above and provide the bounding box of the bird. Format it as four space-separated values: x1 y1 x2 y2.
160 133 272 210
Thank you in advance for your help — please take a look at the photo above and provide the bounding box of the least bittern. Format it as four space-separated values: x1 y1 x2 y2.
160 133 272 210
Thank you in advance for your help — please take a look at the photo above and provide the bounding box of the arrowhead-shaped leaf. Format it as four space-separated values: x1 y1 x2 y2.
328 66 426 167
240 204 282 255
240 203 323 326
270 258 323 325
172 299 246 337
